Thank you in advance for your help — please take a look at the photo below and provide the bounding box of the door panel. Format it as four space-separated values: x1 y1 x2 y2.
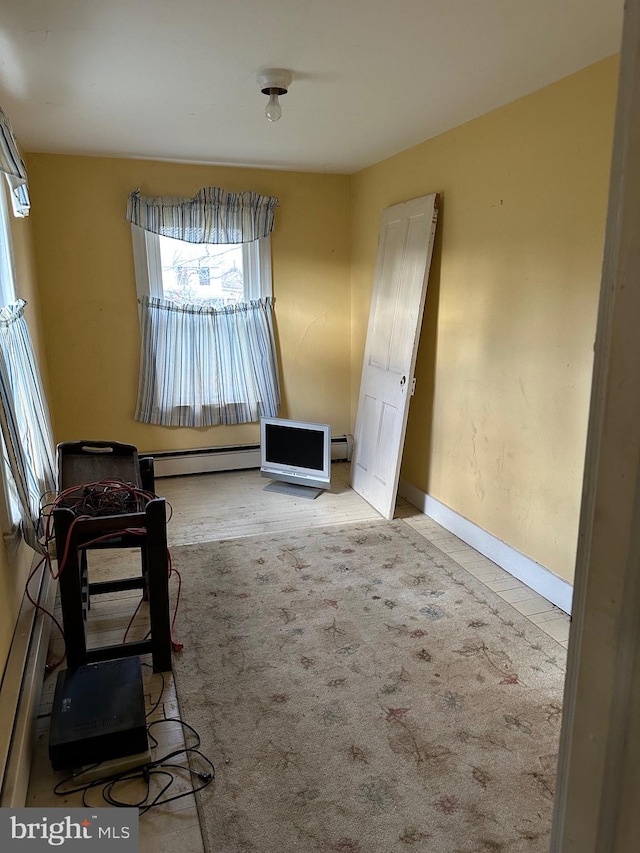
351 194 439 519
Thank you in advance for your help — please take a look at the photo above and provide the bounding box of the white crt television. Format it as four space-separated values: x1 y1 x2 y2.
260 417 331 494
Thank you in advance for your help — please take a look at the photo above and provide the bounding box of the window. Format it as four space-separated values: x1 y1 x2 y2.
127 188 280 428
0 183 21 532
131 226 272 306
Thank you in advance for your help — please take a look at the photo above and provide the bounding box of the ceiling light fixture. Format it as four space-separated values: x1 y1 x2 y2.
257 68 293 122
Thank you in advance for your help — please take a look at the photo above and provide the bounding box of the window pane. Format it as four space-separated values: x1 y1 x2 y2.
158 235 245 306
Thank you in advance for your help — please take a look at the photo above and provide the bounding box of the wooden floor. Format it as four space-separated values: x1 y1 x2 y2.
27 463 570 852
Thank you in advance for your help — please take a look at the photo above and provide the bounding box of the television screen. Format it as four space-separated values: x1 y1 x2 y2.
265 424 325 471
260 417 331 494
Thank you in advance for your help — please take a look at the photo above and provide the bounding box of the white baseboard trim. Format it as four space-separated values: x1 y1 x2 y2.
0 558 56 807
154 446 260 477
152 435 353 478
398 479 573 614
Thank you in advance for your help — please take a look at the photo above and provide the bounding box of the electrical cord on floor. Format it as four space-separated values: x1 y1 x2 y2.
103 744 215 813
141 662 165 720
23 554 68 673
52 704 215 812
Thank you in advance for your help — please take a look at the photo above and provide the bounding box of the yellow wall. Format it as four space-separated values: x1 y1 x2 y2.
0 171 50 679
26 157 352 452
350 57 618 582
23 58 618 586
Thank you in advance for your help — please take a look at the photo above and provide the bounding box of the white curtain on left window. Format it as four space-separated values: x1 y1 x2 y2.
0 300 55 553
0 106 30 217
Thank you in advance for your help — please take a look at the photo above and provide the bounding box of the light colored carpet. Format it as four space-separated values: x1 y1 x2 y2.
171 520 566 853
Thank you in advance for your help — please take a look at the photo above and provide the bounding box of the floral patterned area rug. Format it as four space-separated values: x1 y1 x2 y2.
171 519 566 853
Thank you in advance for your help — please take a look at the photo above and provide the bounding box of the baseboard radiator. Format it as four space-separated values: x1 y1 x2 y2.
0 558 56 807
151 434 353 478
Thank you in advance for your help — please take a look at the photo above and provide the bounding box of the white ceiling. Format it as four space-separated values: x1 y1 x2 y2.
0 0 624 175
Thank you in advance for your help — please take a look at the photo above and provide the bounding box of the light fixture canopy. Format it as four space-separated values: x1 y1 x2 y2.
257 68 293 122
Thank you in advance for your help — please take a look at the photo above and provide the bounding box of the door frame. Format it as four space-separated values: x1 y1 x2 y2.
551 2 640 849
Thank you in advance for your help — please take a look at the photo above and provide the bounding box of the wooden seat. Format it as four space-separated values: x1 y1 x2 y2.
54 440 172 672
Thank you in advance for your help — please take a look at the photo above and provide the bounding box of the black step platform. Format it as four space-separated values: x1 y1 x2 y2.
49 657 147 771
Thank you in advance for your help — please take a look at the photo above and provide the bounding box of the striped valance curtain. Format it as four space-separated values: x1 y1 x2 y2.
0 107 29 218
126 187 277 244
135 296 280 427
0 300 55 553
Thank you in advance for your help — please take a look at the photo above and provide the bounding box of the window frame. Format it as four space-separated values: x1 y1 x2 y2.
130 225 272 304
0 180 16 305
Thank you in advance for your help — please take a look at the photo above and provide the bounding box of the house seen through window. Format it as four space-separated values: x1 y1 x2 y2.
159 236 244 306
132 226 272 304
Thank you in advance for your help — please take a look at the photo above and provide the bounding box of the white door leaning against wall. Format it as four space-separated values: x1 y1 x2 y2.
351 193 439 520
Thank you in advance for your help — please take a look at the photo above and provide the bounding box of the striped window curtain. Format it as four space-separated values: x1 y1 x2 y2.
127 187 280 428
0 107 30 218
126 187 277 244
135 296 279 427
0 301 55 553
